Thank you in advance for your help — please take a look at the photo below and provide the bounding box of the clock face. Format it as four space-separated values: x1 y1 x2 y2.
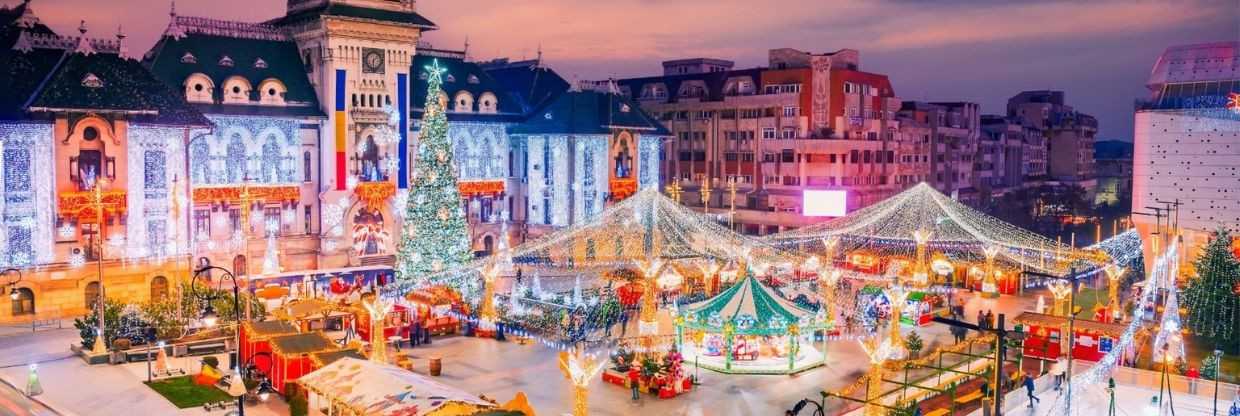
362 48 385 74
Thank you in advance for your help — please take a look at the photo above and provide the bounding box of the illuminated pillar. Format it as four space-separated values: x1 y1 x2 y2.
1104 265 1125 322
479 264 501 325
982 245 1001 298
911 230 931 287
883 284 909 343
637 259 666 340
1048 280 1072 317
362 297 393 363
558 347 607 416
819 266 841 327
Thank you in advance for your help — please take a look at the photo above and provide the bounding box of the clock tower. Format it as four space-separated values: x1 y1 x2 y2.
271 0 436 267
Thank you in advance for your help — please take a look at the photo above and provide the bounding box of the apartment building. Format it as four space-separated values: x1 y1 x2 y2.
976 115 1031 200
614 48 904 235
897 101 982 203
1007 91 1098 196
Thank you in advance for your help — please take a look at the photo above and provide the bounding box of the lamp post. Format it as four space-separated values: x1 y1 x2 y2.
2 268 21 301
727 177 737 230
191 265 247 415
1213 349 1222 416
699 178 712 214
92 177 111 355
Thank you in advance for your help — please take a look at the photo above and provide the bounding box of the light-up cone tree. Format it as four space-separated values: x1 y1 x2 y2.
636 258 667 339
395 59 472 285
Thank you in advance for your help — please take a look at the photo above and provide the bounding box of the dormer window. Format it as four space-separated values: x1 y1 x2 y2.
222 76 251 104
445 74 455 83
254 58 268 69
258 78 286 106
467 75 479 84
219 55 234 67
453 91 474 113
419 72 428 80
180 52 197 64
479 92 497 113
620 103 631 113
81 73 103 89
185 73 214 103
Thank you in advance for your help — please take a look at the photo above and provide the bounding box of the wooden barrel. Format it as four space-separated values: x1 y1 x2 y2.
428 357 442 376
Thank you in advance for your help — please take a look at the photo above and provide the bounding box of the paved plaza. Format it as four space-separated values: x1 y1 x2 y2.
0 288 1038 416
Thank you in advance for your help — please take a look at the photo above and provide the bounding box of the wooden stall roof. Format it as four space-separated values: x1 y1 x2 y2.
244 320 300 340
310 349 366 368
270 332 337 356
1013 312 1128 337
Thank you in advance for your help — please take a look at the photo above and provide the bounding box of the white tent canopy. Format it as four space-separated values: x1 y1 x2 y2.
298 357 493 416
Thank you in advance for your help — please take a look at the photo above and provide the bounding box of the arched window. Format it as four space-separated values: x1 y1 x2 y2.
185 73 214 103
483 235 494 254
150 276 169 301
233 255 247 277
84 281 100 311
10 288 33 316
225 133 247 183
454 91 474 112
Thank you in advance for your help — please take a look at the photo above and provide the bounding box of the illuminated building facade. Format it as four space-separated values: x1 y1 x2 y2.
0 2 210 320
614 48 905 235
1132 41 1240 260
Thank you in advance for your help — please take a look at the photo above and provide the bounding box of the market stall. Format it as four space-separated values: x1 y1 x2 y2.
298 357 497 416
268 332 339 394
1013 312 1128 361
240 320 300 375
677 273 829 374
406 286 465 336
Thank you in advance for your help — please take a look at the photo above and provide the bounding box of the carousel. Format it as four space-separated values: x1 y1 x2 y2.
677 272 829 375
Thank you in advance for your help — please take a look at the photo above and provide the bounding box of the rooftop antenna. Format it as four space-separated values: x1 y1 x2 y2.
536 43 543 67
463 35 470 61
116 25 127 59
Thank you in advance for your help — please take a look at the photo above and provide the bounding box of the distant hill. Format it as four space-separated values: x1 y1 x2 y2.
1095 140 1133 160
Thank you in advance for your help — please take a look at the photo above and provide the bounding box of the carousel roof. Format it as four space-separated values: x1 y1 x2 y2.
682 274 823 335
298 357 493 416
766 183 1107 275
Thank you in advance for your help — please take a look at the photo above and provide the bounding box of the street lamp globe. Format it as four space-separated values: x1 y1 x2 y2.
226 372 247 397
200 304 219 328
9 288 18 301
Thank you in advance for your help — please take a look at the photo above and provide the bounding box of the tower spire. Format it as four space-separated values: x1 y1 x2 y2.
164 1 186 40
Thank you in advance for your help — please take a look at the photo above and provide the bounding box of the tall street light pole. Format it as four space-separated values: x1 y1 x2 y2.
92 177 111 355
192 265 247 416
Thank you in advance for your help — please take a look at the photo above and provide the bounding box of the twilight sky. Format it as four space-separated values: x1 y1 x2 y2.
8 0 1237 140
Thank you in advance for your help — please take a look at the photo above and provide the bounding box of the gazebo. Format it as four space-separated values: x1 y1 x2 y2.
677 273 829 374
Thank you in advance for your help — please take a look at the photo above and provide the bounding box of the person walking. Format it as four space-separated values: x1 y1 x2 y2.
1186 366 1200 394
977 310 987 330
1023 374 1040 407
627 361 642 402
1051 358 1066 391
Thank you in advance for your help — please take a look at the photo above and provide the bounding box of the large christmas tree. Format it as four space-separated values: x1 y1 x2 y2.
1183 228 1240 353
395 60 472 285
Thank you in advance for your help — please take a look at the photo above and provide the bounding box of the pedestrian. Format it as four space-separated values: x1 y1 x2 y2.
1023 374 1039 407
1051 358 1065 391
516 267 523 285
986 310 995 329
627 361 642 402
977 310 986 329
1186 366 1200 394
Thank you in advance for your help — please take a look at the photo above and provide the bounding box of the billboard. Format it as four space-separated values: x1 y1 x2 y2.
803 190 847 217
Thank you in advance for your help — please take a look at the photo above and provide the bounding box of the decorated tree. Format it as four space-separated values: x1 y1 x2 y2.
1183 229 1240 353
395 59 472 285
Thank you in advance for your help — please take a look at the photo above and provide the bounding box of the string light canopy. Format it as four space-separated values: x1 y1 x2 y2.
767 182 1108 276
388 187 800 293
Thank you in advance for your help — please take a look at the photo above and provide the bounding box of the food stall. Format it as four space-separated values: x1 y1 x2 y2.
298 357 497 416
268 332 339 394
1014 312 1127 361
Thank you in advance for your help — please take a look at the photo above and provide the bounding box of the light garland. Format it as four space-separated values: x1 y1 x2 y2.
188 116 300 186
0 123 54 266
638 136 661 190
766 183 1107 276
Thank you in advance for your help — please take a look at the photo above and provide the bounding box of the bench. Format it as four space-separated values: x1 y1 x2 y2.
924 408 950 416
185 342 227 356
953 390 983 404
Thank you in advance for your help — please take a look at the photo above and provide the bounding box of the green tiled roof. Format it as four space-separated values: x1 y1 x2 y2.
247 320 300 337
0 47 60 120
24 50 209 126
311 349 365 366
410 52 524 119
0 2 56 50
483 60 570 114
144 29 322 111
271 3 436 29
